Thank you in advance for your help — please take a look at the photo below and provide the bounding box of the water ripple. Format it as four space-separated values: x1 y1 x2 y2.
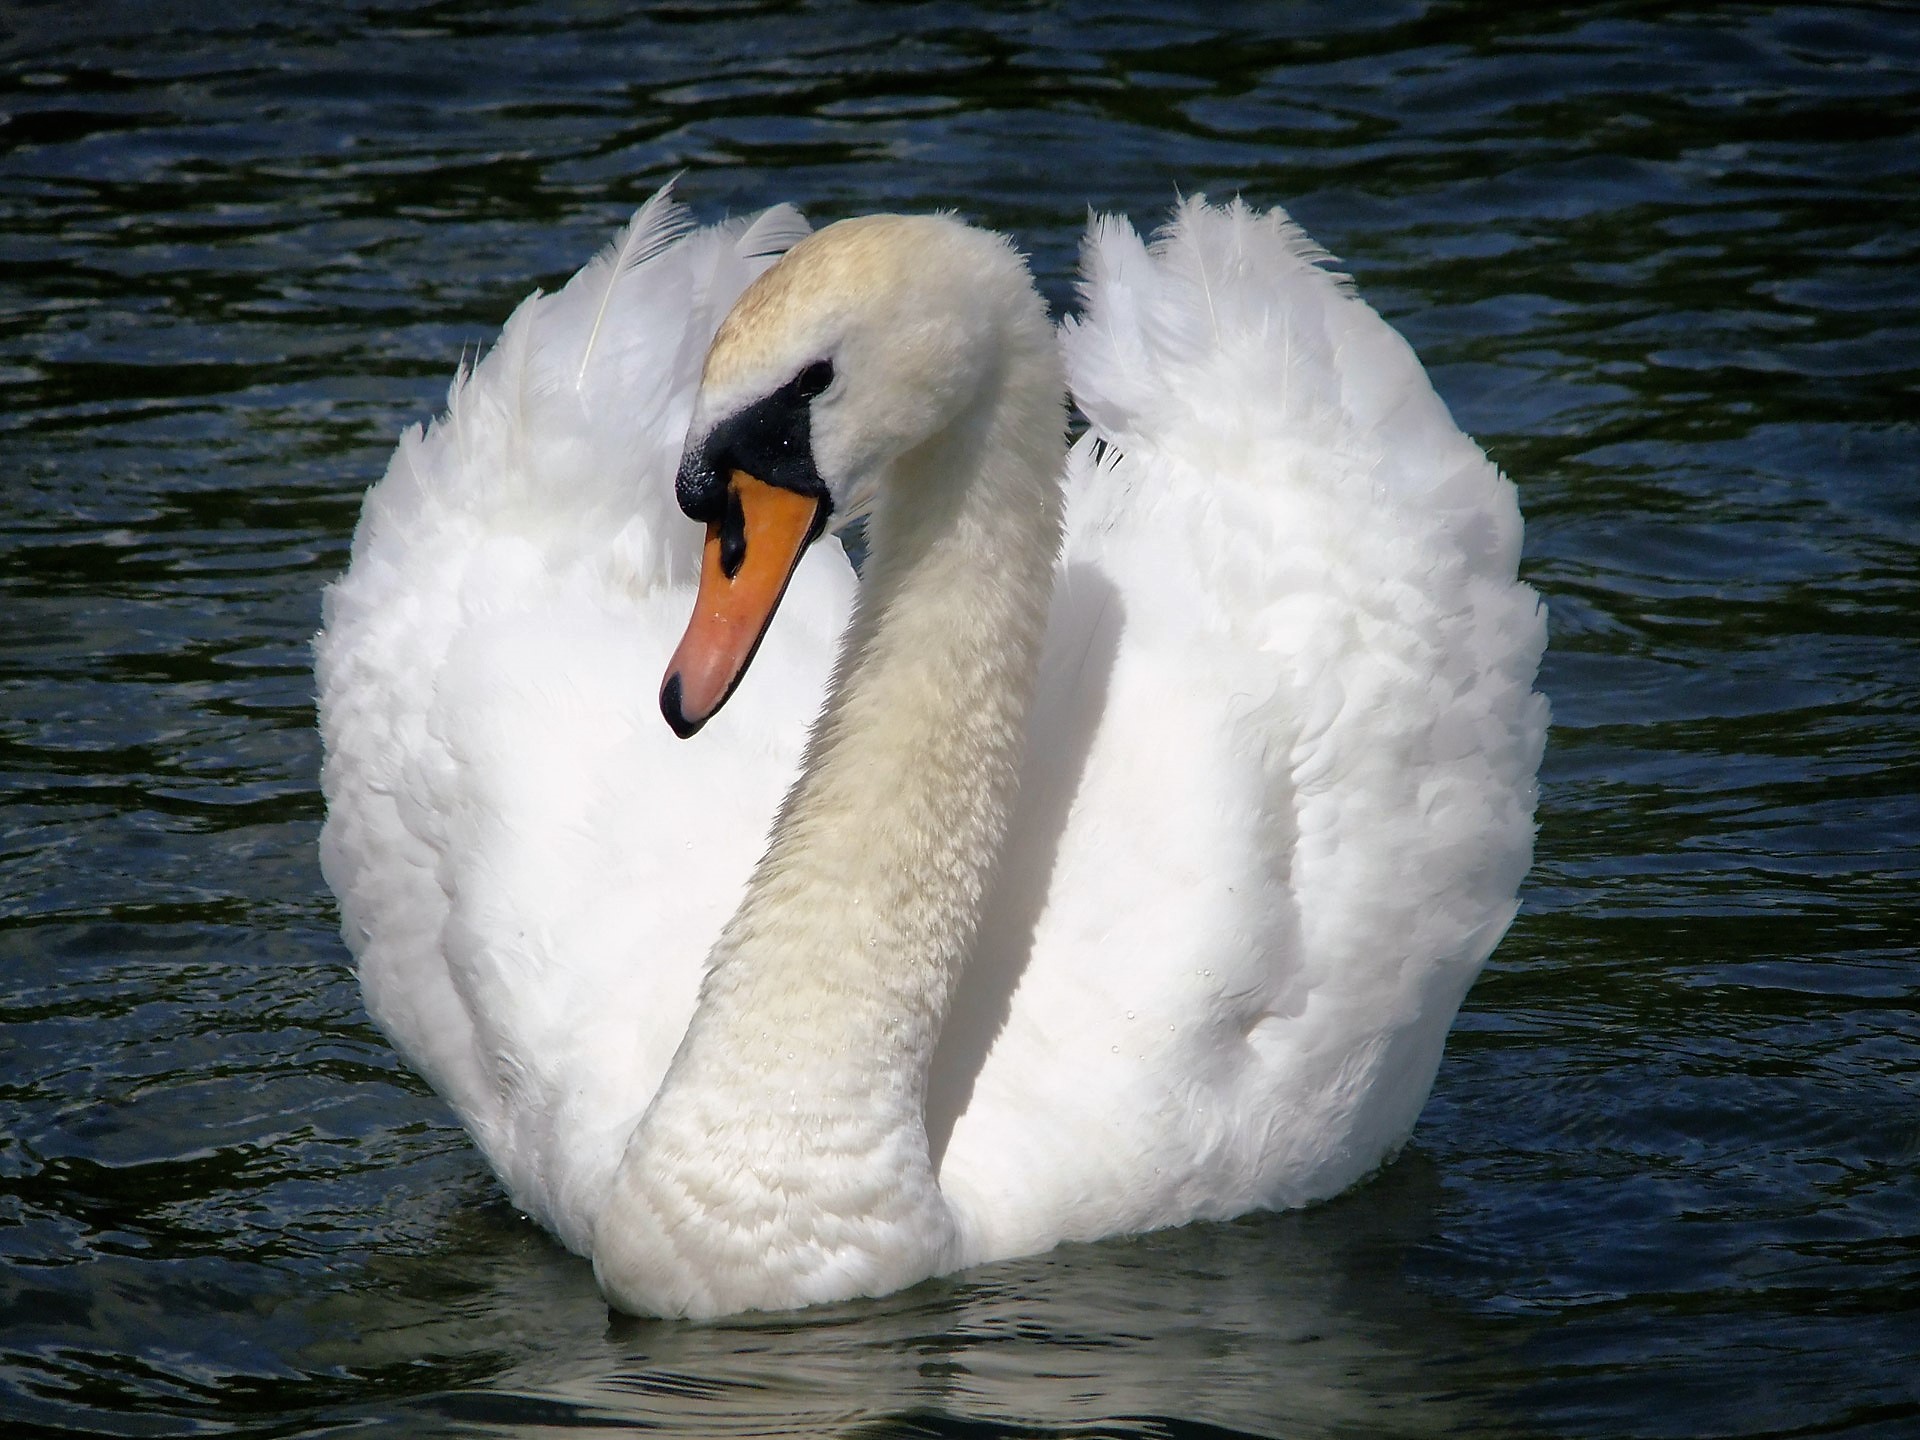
2 2 1916 1436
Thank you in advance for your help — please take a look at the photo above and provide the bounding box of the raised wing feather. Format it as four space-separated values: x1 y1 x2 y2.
935 198 1547 1262
316 191 855 1249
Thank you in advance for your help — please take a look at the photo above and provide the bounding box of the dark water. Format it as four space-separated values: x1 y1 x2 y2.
3 2 1916 1435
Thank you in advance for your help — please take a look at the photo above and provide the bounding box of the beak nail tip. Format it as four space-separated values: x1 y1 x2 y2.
660 673 702 740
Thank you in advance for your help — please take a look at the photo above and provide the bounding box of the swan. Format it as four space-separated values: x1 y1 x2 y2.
316 185 1548 1319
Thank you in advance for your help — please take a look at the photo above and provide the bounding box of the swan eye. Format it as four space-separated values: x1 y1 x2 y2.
795 360 833 400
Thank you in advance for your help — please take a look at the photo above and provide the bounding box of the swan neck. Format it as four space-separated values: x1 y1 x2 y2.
724 363 1065 1079
595 328 1063 1317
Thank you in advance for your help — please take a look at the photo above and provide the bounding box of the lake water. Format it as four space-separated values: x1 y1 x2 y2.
2 2 1916 1435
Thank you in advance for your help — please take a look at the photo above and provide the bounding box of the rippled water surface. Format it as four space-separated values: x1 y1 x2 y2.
3 2 1916 1435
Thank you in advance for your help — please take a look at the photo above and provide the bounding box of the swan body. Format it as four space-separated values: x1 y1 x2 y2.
316 186 1548 1318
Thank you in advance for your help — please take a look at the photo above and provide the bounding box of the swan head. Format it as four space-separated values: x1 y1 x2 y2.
662 212 1058 737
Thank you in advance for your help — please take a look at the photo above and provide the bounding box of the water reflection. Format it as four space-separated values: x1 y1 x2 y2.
347 1158 1509 1438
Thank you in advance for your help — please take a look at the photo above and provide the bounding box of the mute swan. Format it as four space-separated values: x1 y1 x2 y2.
316 185 1548 1319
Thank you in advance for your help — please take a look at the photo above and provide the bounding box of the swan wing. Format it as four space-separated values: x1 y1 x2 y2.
936 198 1548 1261
316 189 853 1250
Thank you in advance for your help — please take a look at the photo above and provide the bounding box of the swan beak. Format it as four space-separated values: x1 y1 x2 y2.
661 470 828 738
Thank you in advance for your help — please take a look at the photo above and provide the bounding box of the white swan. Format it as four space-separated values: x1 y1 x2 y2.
316 185 1548 1319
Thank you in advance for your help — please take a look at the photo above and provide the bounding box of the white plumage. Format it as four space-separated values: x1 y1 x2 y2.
316 184 1547 1316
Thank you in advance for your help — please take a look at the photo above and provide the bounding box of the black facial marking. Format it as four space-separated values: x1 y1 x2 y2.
660 672 697 739
677 359 837 525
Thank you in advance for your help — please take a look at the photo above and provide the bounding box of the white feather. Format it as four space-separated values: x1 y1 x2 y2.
937 198 1547 1261
316 193 854 1249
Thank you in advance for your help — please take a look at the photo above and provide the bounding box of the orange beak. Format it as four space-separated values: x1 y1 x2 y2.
661 470 827 737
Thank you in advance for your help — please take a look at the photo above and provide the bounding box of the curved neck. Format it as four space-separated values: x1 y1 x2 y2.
596 340 1064 1318
747 384 1065 1025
